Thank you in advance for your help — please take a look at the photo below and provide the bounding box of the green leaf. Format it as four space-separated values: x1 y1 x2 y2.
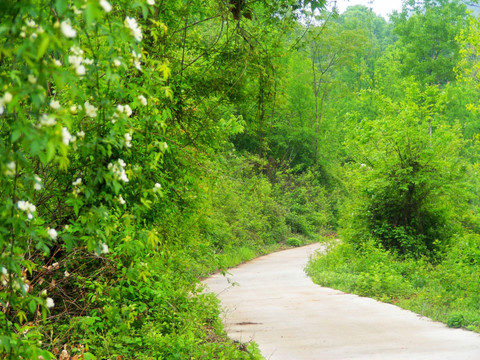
55 0 68 15
36 36 50 60
11 129 21 143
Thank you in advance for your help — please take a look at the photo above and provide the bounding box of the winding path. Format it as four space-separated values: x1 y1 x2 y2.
203 243 480 359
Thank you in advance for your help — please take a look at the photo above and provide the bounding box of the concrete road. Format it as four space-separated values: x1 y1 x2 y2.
203 243 480 359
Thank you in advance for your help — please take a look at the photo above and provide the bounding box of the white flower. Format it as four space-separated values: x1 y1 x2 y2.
26 19 36 27
17 200 36 219
53 59 62 67
154 182 161 189
3 92 12 103
64 271 70 277
124 16 142 42
5 161 16 176
22 283 29 293
28 74 37 84
70 46 83 56
46 297 55 309
76 64 86 76
99 0 112 12
113 59 121 67
61 20 77 38
101 243 109 254
119 195 126 205
147 0 155 5
83 58 94 65
124 133 132 148
47 228 58 240
68 55 82 67
84 101 97 118
1 267 7 275
163 142 168 149
72 177 82 186
124 104 132 117
34 175 43 191
40 114 56 127
77 130 85 138
62 127 73 146
108 159 129 183
134 59 141 71
50 100 61 110
138 95 147 106
116 104 124 113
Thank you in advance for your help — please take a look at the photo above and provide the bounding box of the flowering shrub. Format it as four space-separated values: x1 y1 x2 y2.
0 0 331 358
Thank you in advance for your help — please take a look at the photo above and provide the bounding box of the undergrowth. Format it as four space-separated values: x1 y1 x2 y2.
306 235 480 333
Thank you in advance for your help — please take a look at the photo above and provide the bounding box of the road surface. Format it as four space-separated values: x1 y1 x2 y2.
203 243 480 359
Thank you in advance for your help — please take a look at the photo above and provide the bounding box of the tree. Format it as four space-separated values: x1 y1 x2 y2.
341 80 466 257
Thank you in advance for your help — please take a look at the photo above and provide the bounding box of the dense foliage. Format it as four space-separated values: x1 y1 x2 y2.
2 0 480 358
307 0 480 334
0 0 333 359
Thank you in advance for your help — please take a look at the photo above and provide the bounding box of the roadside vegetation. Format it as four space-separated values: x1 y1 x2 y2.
2 0 480 358
307 0 480 334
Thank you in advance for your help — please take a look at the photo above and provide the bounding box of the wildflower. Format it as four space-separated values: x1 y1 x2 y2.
101 243 109 254
72 177 82 186
163 142 168 150
17 200 36 219
124 104 132 117
70 46 84 56
124 16 142 42
5 161 15 176
76 64 86 76
147 0 155 4
84 101 97 118
61 20 77 38
124 133 132 148
131 50 142 71
47 228 58 240
62 127 73 146
134 59 141 71
50 100 61 110
113 59 121 67
116 104 132 117
77 130 85 138
34 175 43 191
1 267 7 275
3 92 12 103
26 19 36 27
119 195 126 205
28 74 37 84
46 297 55 309
138 95 147 106
40 114 56 127
99 0 112 12
64 271 70 277
155 183 161 189
108 159 129 183
83 58 94 65
53 59 62 67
